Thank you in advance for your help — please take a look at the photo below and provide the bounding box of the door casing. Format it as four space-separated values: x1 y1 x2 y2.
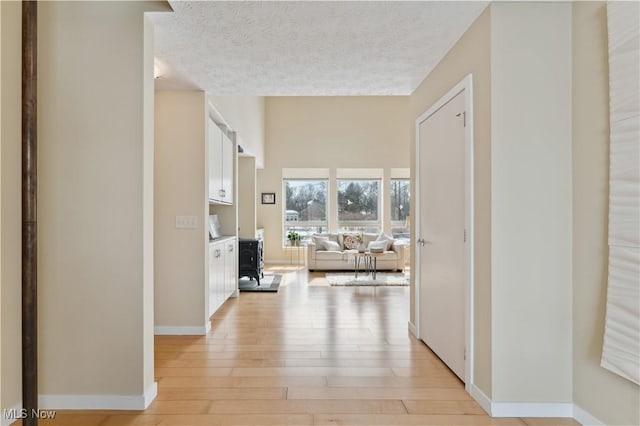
414 74 475 391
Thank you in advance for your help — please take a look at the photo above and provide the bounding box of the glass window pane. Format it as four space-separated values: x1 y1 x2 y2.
283 179 328 246
390 179 410 223
285 180 327 222
337 180 379 222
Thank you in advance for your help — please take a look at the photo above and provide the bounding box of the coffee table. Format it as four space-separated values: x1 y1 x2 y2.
354 251 384 280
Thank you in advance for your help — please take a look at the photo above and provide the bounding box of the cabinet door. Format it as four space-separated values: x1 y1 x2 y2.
208 244 219 318
208 121 223 202
221 132 234 204
224 239 237 298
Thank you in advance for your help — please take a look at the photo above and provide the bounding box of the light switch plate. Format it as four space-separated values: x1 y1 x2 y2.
175 215 198 229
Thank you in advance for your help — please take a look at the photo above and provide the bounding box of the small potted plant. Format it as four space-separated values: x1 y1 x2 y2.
287 231 301 247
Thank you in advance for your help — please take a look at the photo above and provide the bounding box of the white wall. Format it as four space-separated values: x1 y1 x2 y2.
210 96 265 168
1 0 22 414
154 91 209 331
572 3 640 425
36 0 167 406
490 2 573 403
259 96 409 263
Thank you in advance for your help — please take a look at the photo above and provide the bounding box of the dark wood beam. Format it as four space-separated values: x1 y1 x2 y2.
22 1 38 424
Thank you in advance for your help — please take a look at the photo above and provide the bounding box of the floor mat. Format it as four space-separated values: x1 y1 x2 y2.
238 274 282 292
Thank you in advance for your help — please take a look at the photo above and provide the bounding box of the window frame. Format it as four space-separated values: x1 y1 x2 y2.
282 178 329 246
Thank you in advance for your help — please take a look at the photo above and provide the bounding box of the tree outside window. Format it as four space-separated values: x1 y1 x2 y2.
283 179 328 245
337 180 380 233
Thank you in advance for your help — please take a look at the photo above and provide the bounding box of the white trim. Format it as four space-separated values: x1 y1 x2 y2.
469 384 492 416
282 168 330 179
336 168 384 179
573 404 605 426
154 325 209 335
1 403 22 426
414 74 475 391
407 321 417 337
491 402 574 418
143 382 158 408
39 383 157 410
390 168 410 179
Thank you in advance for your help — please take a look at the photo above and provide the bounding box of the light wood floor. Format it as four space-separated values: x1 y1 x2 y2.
42 267 579 425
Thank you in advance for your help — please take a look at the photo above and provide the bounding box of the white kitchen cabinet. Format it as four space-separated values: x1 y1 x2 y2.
208 118 234 205
209 236 237 317
224 239 237 299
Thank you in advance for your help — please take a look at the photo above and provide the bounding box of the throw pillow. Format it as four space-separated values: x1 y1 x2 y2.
342 234 360 250
376 232 395 251
312 235 329 251
368 240 388 252
323 240 342 251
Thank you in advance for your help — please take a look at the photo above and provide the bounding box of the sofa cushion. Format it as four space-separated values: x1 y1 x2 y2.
323 240 341 251
316 251 347 261
312 235 329 251
368 240 388 251
376 232 395 251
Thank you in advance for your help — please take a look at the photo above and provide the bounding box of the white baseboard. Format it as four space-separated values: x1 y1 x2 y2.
491 402 573 418
469 384 492 415
154 324 209 335
407 321 417 338
40 382 158 410
573 404 604 426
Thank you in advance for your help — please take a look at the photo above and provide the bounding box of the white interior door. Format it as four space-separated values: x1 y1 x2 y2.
418 90 466 381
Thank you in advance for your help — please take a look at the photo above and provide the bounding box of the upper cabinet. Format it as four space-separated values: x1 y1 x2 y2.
208 117 234 205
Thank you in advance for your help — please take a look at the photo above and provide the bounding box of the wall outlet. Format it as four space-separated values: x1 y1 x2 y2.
175 215 198 229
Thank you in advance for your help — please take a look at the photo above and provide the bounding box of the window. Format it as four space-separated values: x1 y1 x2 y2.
283 179 328 245
390 179 410 239
337 179 381 233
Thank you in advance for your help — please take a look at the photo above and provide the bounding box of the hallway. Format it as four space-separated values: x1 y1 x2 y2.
42 267 578 425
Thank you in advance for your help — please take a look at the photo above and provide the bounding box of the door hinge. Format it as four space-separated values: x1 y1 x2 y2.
464 347 467 360
464 229 467 243
456 111 466 127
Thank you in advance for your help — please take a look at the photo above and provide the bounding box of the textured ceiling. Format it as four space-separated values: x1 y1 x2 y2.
151 1 488 96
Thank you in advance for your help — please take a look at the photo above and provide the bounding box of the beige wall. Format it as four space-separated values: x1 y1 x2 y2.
490 2 573 403
1 0 21 413
210 96 265 168
238 156 257 238
409 6 492 397
259 96 409 263
36 0 165 404
572 2 640 425
154 91 209 330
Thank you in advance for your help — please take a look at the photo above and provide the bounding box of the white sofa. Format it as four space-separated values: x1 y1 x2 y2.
307 233 406 272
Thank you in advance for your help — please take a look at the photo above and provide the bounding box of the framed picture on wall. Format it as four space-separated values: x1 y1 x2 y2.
261 192 276 204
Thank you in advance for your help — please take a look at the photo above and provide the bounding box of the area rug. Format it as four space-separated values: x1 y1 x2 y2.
238 274 282 292
326 272 409 287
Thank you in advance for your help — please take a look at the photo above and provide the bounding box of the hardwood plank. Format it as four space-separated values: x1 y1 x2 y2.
178 350 322 359
208 399 407 414
155 367 232 377
288 387 472 401
326 376 462 389
159 376 327 389
230 367 395 377
313 414 527 425
100 414 313 425
402 400 486 415
156 387 287 401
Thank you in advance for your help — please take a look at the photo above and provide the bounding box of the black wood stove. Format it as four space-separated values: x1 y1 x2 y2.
238 238 264 285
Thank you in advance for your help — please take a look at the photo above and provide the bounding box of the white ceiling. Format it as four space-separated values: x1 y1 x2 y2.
151 1 488 96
